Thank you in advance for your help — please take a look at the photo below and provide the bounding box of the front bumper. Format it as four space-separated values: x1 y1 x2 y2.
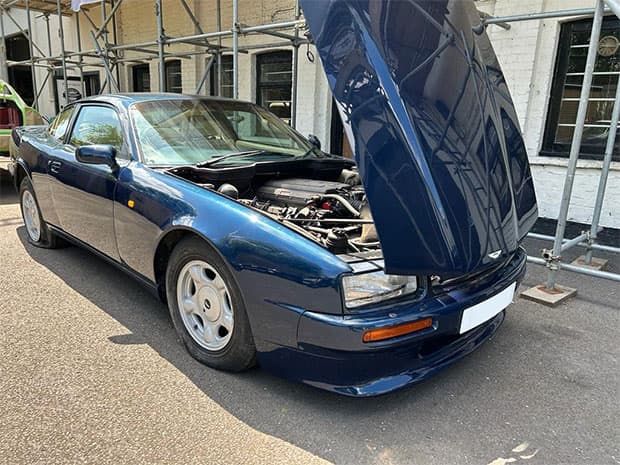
257 248 526 396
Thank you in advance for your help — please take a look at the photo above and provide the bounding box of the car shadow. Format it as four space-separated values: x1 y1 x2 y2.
0 172 18 205
15 224 506 463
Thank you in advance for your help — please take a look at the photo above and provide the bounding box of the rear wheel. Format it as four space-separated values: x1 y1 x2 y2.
19 177 59 248
165 237 256 371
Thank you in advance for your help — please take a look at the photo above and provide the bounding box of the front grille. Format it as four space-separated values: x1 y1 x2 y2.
431 254 513 294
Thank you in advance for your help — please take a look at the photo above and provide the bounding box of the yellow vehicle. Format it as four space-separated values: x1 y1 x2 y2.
0 80 43 171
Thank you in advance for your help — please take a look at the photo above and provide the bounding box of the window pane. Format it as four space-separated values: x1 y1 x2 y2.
70 106 123 151
557 99 617 125
165 61 183 93
553 124 620 151
544 15 620 160
258 87 291 121
259 61 292 83
256 51 292 124
210 56 234 98
566 73 619 99
50 106 74 140
130 99 311 165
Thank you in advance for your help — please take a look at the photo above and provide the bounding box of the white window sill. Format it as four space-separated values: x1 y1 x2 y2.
529 156 620 171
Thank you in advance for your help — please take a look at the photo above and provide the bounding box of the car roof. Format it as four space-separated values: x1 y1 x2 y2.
72 93 253 109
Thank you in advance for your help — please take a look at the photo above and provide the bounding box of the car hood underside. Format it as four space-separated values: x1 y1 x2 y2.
301 0 537 278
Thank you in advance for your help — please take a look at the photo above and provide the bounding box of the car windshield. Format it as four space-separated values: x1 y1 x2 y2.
129 98 315 166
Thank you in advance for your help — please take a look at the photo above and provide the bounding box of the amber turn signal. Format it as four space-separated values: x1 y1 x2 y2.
362 318 433 343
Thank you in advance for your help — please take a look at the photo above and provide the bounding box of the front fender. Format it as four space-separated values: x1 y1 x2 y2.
115 165 351 349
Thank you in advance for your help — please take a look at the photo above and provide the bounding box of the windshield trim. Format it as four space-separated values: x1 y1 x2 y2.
127 97 314 167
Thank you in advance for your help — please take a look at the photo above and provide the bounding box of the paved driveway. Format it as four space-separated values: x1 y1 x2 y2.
1 174 618 465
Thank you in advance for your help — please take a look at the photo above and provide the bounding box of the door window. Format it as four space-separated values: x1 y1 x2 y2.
49 106 74 141
69 106 123 153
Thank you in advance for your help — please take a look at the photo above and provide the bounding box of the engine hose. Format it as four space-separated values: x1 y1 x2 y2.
321 194 361 217
350 238 381 248
347 240 361 253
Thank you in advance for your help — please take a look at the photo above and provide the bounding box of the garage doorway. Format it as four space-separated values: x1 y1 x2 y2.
329 99 353 157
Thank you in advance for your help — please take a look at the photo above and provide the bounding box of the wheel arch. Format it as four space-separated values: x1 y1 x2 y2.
153 226 230 302
13 160 31 192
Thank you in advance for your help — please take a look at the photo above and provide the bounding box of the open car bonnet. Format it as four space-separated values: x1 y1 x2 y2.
301 0 538 278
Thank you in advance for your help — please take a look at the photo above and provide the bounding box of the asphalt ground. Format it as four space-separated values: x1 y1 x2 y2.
1 173 618 465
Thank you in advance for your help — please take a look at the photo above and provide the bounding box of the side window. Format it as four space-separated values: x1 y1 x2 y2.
69 106 124 154
49 106 74 141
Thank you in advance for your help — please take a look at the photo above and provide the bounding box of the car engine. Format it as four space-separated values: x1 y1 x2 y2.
166 165 381 255
240 172 380 254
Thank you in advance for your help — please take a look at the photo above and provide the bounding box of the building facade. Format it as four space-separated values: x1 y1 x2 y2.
2 0 618 228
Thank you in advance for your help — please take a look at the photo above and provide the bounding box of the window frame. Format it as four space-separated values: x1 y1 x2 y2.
541 15 620 162
255 50 293 122
49 104 76 142
164 60 183 94
65 103 130 160
209 55 234 98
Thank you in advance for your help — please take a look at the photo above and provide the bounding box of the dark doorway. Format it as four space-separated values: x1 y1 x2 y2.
132 64 150 92
5 33 33 105
84 72 101 96
329 99 353 157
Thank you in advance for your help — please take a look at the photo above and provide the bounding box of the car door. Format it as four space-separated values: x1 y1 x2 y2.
50 103 126 261
29 105 76 228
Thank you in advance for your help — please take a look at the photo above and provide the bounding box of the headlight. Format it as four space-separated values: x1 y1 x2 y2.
342 270 417 308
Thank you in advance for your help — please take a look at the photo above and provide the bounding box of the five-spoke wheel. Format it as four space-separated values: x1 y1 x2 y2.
177 260 234 351
22 189 41 242
19 177 59 248
166 236 256 371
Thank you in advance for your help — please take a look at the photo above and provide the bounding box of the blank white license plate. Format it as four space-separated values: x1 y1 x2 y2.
459 282 516 334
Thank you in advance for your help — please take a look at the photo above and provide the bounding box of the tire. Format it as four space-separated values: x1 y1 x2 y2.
19 177 59 249
165 236 257 371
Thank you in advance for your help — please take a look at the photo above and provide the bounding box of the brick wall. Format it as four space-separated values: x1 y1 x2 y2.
479 0 619 228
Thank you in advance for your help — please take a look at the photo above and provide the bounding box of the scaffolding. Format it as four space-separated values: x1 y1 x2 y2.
0 0 307 121
0 0 618 298
482 0 620 304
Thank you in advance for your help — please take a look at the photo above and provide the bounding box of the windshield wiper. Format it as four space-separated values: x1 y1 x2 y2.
199 150 300 168
198 150 265 168
300 147 331 159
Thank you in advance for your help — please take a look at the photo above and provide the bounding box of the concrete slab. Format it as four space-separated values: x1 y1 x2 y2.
571 255 608 271
2 175 619 465
520 283 577 307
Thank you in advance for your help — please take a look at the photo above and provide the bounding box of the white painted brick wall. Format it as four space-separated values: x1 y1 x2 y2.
479 0 620 228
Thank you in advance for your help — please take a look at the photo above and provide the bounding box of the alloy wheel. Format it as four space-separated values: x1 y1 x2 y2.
22 190 41 242
176 259 234 351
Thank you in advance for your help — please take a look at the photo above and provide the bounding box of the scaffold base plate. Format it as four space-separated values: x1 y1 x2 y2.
571 256 608 271
520 284 577 307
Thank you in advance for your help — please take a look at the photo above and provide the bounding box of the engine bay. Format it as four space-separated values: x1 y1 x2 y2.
165 159 381 255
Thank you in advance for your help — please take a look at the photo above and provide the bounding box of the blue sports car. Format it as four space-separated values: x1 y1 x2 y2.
9 0 537 396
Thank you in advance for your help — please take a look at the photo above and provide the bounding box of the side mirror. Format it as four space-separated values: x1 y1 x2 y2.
308 134 321 150
76 144 117 168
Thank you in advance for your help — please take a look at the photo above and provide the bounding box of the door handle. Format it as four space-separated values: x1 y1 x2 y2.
49 160 62 174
